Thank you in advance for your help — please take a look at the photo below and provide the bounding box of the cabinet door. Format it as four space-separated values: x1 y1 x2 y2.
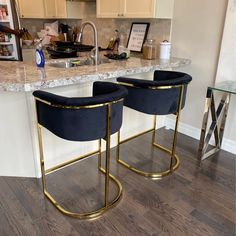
155 0 174 19
55 0 67 18
124 0 155 18
18 0 44 18
44 0 56 18
44 0 67 18
97 0 122 18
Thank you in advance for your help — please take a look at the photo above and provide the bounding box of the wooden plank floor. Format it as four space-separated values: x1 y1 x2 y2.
0 128 235 236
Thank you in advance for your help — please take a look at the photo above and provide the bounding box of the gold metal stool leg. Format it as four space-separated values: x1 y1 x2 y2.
98 139 102 170
117 85 184 179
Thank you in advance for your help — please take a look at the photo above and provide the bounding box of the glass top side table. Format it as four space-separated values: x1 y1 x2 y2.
198 80 236 161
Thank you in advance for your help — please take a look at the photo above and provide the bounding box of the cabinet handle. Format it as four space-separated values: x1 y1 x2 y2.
21 14 24 17
118 13 120 16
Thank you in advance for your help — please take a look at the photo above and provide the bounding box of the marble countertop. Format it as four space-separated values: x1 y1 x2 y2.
0 56 190 92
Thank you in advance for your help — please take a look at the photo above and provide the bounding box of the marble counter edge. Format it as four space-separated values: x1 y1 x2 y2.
0 58 191 92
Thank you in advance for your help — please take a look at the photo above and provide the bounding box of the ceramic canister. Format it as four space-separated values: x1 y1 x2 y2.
159 41 171 60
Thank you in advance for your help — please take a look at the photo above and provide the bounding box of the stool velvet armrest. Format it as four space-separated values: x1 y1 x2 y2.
33 82 128 107
117 71 192 89
33 81 128 142
153 70 192 85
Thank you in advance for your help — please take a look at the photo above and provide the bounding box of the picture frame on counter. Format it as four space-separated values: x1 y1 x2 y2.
127 22 150 52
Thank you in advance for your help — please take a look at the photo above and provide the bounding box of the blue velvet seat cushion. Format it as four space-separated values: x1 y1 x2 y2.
33 81 128 142
117 70 192 115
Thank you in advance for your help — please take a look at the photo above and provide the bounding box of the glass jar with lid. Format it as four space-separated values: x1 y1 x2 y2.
143 39 157 60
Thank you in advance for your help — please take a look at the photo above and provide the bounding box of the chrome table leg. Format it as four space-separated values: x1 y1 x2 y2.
198 88 231 161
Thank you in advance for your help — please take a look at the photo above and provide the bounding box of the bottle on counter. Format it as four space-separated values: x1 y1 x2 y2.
143 39 157 60
107 30 120 52
159 40 171 60
107 37 115 50
36 39 45 68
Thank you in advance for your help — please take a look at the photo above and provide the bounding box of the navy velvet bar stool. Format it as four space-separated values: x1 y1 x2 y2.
33 81 128 219
117 70 192 179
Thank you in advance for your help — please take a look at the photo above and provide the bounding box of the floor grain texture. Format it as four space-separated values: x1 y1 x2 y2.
0 128 235 236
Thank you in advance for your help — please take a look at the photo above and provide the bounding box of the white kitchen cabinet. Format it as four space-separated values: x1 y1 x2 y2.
124 0 155 18
56 0 67 18
66 1 96 19
44 0 67 18
44 0 55 18
17 0 67 19
154 0 174 19
97 0 174 19
96 0 122 18
17 0 45 18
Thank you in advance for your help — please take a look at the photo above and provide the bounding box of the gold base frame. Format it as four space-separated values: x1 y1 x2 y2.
116 85 184 179
35 102 123 219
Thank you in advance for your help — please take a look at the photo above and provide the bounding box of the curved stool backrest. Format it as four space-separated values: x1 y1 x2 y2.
33 81 128 141
117 70 192 115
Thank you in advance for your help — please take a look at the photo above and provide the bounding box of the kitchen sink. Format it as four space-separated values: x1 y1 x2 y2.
48 58 110 68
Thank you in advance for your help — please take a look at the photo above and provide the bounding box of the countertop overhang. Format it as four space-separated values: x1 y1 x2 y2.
0 56 191 92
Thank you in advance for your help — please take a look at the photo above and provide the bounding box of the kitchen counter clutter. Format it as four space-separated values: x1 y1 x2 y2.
0 55 190 92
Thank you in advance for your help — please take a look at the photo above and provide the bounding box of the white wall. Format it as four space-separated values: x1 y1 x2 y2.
170 0 236 152
215 0 236 143
216 0 236 83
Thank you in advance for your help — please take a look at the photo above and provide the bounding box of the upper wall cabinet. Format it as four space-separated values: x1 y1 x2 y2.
96 0 122 18
17 0 45 18
66 1 96 19
96 0 174 19
17 0 68 19
44 0 67 18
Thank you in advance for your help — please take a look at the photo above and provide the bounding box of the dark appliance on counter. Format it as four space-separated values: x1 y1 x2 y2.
46 42 95 59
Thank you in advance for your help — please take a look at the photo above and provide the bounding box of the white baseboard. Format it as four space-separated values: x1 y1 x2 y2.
165 117 236 155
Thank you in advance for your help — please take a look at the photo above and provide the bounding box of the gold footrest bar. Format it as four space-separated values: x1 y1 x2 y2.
120 128 154 144
43 167 122 219
45 150 100 175
117 142 180 179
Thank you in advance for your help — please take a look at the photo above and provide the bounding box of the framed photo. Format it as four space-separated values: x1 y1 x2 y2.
127 22 150 52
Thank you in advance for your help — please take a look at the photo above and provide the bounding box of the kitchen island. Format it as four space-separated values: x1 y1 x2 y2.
0 56 190 177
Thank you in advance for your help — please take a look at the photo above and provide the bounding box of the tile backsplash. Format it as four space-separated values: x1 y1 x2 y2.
21 17 171 49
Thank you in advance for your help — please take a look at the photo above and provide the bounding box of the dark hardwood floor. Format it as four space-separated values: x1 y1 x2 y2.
0 128 235 236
